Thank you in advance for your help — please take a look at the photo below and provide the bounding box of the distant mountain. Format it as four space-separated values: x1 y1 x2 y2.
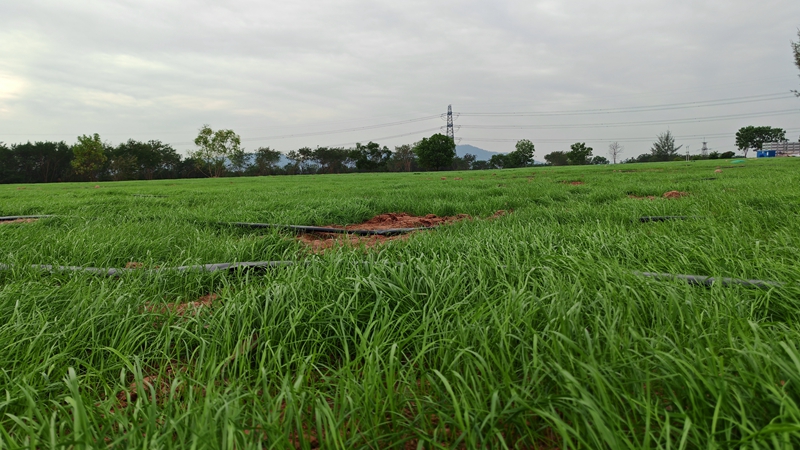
456 144 505 161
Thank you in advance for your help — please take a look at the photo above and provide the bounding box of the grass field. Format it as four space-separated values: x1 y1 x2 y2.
1 159 799 449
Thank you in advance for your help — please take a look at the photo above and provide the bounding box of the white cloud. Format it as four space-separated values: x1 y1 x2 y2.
0 0 798 154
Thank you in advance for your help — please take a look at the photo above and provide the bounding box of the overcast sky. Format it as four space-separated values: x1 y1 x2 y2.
1 0 799 159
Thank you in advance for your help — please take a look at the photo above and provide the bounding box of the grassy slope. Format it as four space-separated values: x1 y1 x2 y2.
0 159 799 448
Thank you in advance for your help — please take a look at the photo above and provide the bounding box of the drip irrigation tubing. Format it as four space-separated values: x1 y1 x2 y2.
228 222 429 236
638 216 696 223
0 260 786 289
0 215 54 221
0 261 298 277
632 271 783 288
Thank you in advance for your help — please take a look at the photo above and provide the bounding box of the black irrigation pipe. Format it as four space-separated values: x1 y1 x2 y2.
228 222 429 236
638 216 697 223
632 271 783 288
1 260 786 289
0 261 298 277
0 215 54 222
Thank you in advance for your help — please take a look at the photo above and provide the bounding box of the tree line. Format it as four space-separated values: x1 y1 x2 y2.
3 124 795 183
0 129 540 184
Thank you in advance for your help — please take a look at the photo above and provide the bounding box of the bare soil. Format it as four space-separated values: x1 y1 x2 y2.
662 190 689 199
117 363 185 407
297 212 474 253
145 293 219 316
628 191 689 200
0 218 38 225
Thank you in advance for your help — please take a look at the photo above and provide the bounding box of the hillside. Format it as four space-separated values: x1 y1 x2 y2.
456 144 504 161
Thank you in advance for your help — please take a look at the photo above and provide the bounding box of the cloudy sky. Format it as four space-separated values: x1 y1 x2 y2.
1 0 799 159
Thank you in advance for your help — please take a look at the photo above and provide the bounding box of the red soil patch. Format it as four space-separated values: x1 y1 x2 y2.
117 363 185 407
490 209 511 219
145 293 219 316
629 191 689 200
560 180 584 185
297 213 472 253
125 261 144 269
715 169 723 174
0 218 37 224
662 190 689 199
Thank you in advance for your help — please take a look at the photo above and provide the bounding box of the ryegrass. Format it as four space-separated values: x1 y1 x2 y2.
1 159 799 448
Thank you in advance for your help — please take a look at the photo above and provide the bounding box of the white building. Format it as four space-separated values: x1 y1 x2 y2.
763 141 800 157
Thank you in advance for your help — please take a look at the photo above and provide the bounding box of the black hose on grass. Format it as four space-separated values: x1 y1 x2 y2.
228 222 428 236
0 215 54 221
0 261 298 277
632 271 782 288
638 216 696 223
1 260 785 289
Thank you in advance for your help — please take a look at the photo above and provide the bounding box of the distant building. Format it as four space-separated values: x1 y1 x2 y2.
763 141 800 157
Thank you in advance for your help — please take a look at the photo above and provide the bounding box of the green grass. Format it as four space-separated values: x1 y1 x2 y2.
1 159 799 448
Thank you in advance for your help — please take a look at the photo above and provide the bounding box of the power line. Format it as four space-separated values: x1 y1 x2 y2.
208 114 442 144
459 108 800 130
0 114 442 140
459 92 795 117
462 127 800 144
329 127 443 147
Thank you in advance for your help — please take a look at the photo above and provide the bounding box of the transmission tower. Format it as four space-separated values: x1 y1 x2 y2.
701 140 709 157
440 105 461 143
446 104 455 141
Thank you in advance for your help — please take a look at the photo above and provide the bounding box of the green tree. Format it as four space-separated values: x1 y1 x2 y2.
313 147 351 174
470 160 492 170
9 141 73 183
350 142 391 172
71 133 108 181
567 142 593 165
590 155 609 165
544 151 569 166
391 144 416 172
650 131 682 161
489 153 507 169
505 139 535 168
113 139 180 180
413 134 456 171
228 151 249 175
451 154 475 171
190 125 244 177
735 126 786 157
253 147 282 175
